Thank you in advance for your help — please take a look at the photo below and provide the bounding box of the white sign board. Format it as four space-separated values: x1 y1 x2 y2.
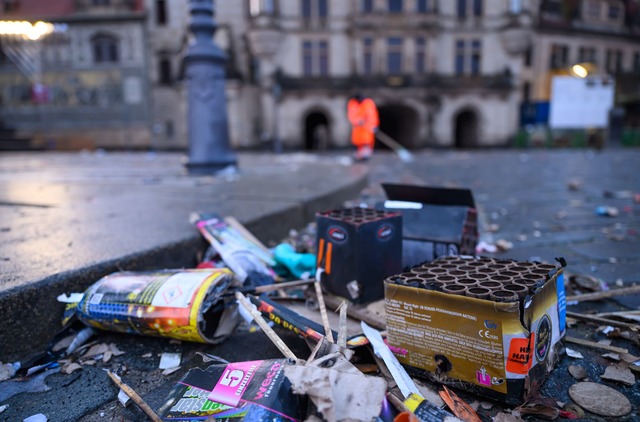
549 76 615 129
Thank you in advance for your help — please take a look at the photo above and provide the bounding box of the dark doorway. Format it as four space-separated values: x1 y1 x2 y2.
304 111 329 150
454 109 478 148
377 104 419 149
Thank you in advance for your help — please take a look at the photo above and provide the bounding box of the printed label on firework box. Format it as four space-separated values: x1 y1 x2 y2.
384 269 564 405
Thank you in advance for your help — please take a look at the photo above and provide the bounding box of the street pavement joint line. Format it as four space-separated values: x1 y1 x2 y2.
0 201 53 208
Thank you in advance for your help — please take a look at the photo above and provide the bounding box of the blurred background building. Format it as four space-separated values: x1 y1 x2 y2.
1 0 639 151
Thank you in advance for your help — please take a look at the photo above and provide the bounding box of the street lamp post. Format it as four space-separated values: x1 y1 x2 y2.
184 0 236 175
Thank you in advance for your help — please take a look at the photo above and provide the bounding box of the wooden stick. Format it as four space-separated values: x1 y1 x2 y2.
566 311 640 331
565 336 629 354
235 292 298 360
566 285 640 303
107 372 162 422
322 294 386 330
594 310 640 318
223 279 314 297
314 280 334 343
337 301 348 348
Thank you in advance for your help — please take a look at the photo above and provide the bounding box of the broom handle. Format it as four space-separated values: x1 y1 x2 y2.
375 130 407 152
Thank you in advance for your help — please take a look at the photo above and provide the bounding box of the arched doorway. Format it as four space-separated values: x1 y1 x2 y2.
304 111 329 150
454 109 478 148
377 104 419 149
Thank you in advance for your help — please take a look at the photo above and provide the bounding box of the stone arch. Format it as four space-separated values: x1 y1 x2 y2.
302 108 331 150
453 107 480 148
377 103 419 149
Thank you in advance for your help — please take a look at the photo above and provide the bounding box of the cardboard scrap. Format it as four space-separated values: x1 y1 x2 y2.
284 352 387 422
568 382 631 417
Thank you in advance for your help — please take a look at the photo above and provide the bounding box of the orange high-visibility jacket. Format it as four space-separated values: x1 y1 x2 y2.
347 97 379 147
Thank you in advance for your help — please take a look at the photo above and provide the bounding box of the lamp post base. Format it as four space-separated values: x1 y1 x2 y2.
185 158 238 176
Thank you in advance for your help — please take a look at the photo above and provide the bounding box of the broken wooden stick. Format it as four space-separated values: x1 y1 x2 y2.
223 278 314 297
235 292 298 360
107 372 162 422
565 336 629 354
314 279 334 343
337 301 348 349
566 311 639 331
321 294 386 330
566 285 640 303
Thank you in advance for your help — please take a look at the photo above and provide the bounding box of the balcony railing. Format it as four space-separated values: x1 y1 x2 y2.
276 73 513 92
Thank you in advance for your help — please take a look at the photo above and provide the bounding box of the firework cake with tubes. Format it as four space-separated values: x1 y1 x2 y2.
384 256 567 405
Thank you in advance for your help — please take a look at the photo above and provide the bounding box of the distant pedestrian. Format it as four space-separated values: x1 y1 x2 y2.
347 94 379 161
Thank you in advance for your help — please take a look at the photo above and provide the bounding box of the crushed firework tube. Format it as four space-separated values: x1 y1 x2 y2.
249 295 365 348
66 269 238 344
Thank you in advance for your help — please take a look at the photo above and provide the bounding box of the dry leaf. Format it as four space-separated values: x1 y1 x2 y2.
601 363 635 386
602 352 621 361
102 351 113 363
141 352 152 358
109 343 125 356
568 365 587 380
62 362 82 374
492 412 524 422
82 343 109 359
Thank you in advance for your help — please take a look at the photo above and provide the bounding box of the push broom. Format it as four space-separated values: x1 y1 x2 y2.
375 129 414 162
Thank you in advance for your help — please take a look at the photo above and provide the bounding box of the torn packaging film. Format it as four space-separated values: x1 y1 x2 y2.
73 269 238 343
385 257 566 405
158 359 302 421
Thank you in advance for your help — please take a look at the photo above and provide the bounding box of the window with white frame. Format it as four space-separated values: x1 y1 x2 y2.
302 40 329 76
387 37 403 74
457 0 482 18
302 0 327 19
606 49 623 73
550 44 569 69
91 34 119 63
416 0 429 13
388 0 403 13
455 39 481 75
363 37 374 74
415 37 427 73
578 46 597 64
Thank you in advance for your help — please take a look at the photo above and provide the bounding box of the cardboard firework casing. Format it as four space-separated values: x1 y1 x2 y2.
384 256 566 405
74 269 237 344
158 359 302 421
315 207 402 304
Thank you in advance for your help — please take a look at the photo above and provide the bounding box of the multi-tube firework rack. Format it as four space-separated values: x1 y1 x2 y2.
387 256 560 303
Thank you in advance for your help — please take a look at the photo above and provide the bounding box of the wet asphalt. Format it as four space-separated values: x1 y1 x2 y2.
0 147 639 421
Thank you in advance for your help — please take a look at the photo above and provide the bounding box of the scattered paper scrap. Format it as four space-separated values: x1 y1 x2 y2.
23 414 47 422
0 362 17 381
159 353 181 370
566 348 584 359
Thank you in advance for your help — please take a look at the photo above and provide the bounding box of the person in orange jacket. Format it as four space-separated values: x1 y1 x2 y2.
347 94 379 161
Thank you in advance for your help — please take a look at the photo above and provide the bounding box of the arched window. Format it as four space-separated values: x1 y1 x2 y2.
91 34 119 63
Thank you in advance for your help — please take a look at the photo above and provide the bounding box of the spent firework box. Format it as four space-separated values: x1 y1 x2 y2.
384 256 566 405
158 359 302 421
